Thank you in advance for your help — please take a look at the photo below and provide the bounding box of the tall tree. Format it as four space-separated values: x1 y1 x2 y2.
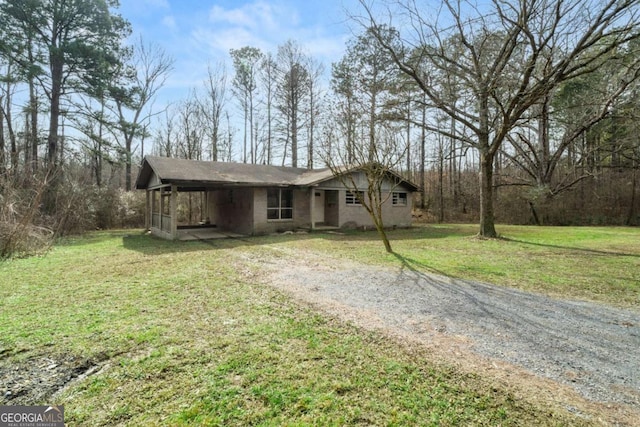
331 57 360 164
343 27 401 163
306 56 325 169
199 62 228 162
502 44 640 223
260 53 277 164
230 46 263 164
0 0 131 173
0 63 19 178
360 0 640 237
110 37 173 191
275 40 310 168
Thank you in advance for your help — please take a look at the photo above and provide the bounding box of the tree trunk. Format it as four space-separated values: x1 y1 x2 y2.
479 149 497 237
529 201 541 226
0 97 4 177
438 136 445 222
419 94 426 209
29 50 38 173
626 161 637 226
48 53 63 168
372 193 392 253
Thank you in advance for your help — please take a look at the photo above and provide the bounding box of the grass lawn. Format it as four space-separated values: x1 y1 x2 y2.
283 224 640 308
1 224 636 425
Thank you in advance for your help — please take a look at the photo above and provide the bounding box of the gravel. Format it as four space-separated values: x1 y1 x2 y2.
264 249 640 410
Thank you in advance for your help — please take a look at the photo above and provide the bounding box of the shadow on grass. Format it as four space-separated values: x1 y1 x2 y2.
121 232 317 255
120 225 476 256
503 237 640 258
391 252 458 280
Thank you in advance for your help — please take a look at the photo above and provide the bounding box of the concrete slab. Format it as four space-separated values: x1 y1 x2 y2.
178 229 245 241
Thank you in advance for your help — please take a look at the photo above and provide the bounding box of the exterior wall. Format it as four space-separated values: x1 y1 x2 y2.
318 171 403 192
324 190 339 226
337 188 413 229
148 171 162 188
252 187 311 234
208 188 254 234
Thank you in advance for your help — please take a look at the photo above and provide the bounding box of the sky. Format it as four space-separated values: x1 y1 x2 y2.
118 0 361 108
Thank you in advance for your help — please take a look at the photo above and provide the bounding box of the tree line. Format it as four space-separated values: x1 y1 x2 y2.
1 0 639 256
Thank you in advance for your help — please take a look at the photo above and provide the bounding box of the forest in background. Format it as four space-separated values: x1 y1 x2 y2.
1 0 639 257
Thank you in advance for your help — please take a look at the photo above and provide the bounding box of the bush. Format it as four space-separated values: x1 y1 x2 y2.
0 177 54 259
1 168 146 258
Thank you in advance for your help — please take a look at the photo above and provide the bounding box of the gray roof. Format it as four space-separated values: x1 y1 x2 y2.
135 156 418 191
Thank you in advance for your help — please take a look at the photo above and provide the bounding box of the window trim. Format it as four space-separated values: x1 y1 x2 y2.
392 192 408 206
267 188 294 221
345 190 364 206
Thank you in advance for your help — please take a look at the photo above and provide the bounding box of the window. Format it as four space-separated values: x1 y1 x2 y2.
346 191 364 205
392 192 407 206
267 188 293 220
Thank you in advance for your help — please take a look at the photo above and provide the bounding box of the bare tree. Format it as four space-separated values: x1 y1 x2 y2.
359 0 640 237
275 40 310 167
306 56 325 169
110 37 173 191
259 53 277 164
199 62 228 161
153 107 178 158
322 125 408 253
231 46 263 164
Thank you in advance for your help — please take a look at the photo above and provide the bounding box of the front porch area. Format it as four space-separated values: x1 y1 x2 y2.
176 226 246 241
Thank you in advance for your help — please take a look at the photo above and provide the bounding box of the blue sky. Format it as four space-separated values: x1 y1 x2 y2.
118 0 359 106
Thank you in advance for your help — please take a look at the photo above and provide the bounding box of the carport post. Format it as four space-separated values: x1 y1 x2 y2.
171 184 178 239
145 189 151 231
309 188 315 230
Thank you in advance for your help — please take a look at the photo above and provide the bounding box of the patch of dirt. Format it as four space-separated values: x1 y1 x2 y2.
0 354 100 405
242 246 640 427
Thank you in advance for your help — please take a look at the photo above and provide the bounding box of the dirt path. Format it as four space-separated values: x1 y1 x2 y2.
246 246 640 426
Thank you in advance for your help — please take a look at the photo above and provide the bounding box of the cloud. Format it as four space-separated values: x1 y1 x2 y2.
144 0 170 8
191 27 271 54
162 15 177 31
208 1 294 33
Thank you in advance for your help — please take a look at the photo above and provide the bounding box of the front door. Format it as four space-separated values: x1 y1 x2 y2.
313 190 325 225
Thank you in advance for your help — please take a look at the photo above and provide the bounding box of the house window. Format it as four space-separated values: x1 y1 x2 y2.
346 191 364 205
267 188 293 220
392 192 408 206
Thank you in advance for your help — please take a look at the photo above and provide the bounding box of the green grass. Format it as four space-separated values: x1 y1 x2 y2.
277 224 640 308
0 229 595 426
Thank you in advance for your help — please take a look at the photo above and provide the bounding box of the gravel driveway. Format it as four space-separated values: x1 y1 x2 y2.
258 247 640 419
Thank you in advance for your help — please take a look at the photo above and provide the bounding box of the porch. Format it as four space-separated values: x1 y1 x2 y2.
177 226 246 241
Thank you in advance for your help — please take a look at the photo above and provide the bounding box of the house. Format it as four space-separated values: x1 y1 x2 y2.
134 156 418 240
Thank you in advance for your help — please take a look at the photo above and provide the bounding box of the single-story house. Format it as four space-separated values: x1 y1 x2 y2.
135 156 418 240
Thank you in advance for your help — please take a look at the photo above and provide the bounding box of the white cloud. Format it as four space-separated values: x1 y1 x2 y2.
191 26 274 58
208 1 293 32
143 0 170 8
162 15 177 31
